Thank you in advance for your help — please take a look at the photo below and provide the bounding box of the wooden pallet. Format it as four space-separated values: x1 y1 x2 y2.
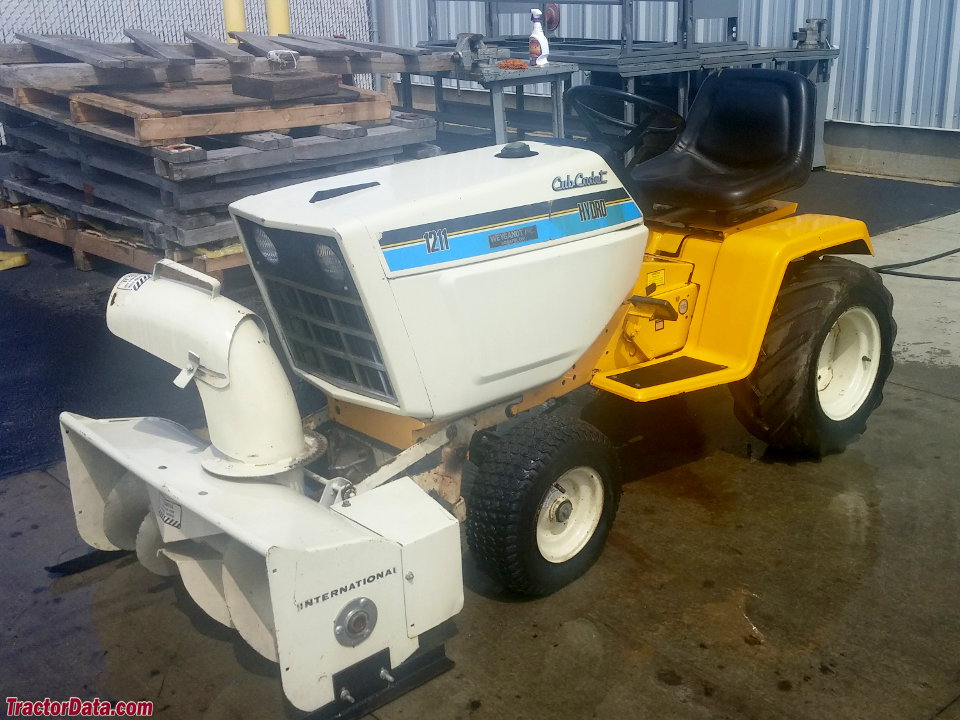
0 204 247 280
1 82 392 146
1 105 437 248
1 177 235 248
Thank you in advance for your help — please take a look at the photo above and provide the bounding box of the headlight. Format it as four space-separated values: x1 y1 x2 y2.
253 226 279 264
315 243 347 284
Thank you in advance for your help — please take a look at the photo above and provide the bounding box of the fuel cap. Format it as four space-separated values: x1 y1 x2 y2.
496 141 538 159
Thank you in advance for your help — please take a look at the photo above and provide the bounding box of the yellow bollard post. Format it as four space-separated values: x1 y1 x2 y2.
223 0 246 39
265 0 291 36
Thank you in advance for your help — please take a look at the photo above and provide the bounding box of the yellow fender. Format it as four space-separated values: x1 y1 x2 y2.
591 214 873 403
695 214 872 373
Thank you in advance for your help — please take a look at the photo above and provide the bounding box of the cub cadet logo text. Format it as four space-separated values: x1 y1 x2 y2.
552 170 608 191
296 567 397 611
577 199 608 221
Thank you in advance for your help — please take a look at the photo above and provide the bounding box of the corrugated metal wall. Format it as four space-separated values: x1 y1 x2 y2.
379 0 960 131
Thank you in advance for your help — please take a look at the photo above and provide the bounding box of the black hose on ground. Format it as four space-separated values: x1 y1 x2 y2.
873 246 960 282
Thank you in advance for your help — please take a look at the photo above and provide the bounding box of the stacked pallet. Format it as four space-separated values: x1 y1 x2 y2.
0 31 444 274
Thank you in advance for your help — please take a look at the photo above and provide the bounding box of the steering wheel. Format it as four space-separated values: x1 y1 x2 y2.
565 85 685 169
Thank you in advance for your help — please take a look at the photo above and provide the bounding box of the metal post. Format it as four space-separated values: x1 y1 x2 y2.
679 0 691 49
516 85 526 140
370 0 382 91
490 86 507 144
265 0 290 36
433 74 446 132
491 3 500 39
400 73 414 110
427 0 439 42
621 0 633 54
551 78 565 139
223 0 246 37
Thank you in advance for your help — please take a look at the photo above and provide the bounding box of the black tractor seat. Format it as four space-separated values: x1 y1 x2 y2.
566 68 817 217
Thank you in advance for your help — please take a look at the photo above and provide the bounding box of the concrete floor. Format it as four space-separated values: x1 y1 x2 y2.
2 209 959 719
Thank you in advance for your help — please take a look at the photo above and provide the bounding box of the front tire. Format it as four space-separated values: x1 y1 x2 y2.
731 256 896 456
465 414 621 596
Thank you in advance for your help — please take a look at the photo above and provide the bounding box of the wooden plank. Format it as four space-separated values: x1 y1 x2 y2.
0 41 200 64
235 132 293 150
316 123 367 139
315 36 430 57
203 145 407 184
74 227 167 269
14 33 165 69
12 86 71 113
390 111 438 129
228 32 294 57
153 143 207 162
184 31 255 63
157 145 295 180
193 247 248 277
70 91 181 121
123 29 196 65
175 218 238 247
112 84 267 111
281 34 381 58
231 71 339 101
0 43 55 64
0 54 458 90
154 123 432 180
292 124 433 160
0 63 179 90
134 94 391 142
69 37 170 68
271 36 368 59
15 33 125 68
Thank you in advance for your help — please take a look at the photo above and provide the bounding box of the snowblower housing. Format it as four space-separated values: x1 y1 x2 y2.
230 142 647 421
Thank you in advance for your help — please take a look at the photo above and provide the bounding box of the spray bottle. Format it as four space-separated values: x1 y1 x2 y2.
529 8 550 66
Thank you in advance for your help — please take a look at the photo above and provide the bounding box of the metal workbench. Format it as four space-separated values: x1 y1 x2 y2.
417 1 839 164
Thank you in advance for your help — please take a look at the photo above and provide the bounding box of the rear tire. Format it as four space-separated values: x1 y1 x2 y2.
465 414 621 596
731 257 896 456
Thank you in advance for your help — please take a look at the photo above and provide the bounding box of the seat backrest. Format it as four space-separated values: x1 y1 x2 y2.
677 68 815 171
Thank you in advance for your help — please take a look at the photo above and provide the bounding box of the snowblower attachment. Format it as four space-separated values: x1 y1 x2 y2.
59 262 463 712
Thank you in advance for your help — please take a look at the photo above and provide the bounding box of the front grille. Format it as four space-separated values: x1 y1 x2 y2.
264 275 396 402
236 218 396 403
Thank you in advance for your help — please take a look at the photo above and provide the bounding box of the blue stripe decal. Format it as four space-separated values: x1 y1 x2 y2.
382 196 641 272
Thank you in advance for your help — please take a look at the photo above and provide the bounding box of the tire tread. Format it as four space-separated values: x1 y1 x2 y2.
465 413 621 595
731 257 896 454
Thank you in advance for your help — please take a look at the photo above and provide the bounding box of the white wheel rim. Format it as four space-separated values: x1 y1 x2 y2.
815 306 882 421
536 467 604 563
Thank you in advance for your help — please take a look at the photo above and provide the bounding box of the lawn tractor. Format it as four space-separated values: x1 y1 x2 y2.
59 68 895 715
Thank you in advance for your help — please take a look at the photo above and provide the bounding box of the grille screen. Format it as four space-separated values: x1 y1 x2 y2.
263 276 395 402
237 218 395 403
